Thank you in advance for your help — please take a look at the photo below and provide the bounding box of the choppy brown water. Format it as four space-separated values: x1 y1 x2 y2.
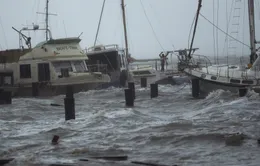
1 84 260 166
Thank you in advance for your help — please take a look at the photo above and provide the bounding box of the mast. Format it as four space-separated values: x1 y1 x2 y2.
121 0 130 62
188 0 202 59
45 0 49 41
248 0 257 64
36 0 57 41
94 0 106 47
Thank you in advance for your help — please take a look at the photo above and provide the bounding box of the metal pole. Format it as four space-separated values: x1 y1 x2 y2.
94 0 106 47
46 0 49 41
248 0 257 64
188 0 202 59
121 0 129 65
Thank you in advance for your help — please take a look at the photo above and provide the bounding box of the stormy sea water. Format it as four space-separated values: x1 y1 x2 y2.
1 83 260 166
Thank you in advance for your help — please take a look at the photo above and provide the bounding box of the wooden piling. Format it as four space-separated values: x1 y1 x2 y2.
141 77 147 88
128 82 135 99
124 88 134 107
64 85 75 120
150 83 158 98
191 79 200 98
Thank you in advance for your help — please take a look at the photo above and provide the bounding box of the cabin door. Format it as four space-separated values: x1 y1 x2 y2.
38 63 50 82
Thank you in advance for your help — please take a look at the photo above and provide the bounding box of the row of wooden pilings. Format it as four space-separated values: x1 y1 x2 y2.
124 77 158 107
63 77 158 121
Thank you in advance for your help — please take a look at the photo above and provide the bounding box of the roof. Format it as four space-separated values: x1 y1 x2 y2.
0 49 30 63
34 37 81 48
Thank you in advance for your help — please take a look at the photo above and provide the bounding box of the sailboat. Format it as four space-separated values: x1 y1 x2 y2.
184 0 260 98
0 0 110 97
86 0 134 88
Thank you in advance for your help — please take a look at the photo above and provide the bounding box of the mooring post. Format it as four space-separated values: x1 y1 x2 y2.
239 88 247 97
0 90 12 105
128 82 135 100
4 91 12 104
150 83 158 98
124 88 134 107
141 77 147 88
191 79 200 98
64 85 75 120
32 82 39 97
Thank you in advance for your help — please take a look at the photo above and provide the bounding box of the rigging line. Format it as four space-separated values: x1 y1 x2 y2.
35 0 40 22
257 0 260 19
188 14 196 50
225 0 229 65
139 0 164 51
94 0 106 47
216 0 219 64
213 0 216 64
0 17 8 49
199 13 250 48
125 4 133 55
222 0 235 57
63 20 67 37
31 0 37 22
242 0 246 56
147 1 175 50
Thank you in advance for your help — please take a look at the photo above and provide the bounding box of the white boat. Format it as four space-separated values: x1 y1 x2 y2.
184 0 260 98
84 0 135 88
129 56 188 85
0 0 110 97
86 44 133 88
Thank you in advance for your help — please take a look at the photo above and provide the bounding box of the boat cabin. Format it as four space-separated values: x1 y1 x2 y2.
0 37 90 85
86 44 127 73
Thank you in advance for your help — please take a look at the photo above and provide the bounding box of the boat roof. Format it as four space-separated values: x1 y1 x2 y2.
0 49 30 63
34 37 81 48
87 44 124 55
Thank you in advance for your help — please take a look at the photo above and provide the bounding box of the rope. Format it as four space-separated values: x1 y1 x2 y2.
242 0 246 57
139 0 164 51
0 16 8 49
222 0 235 64
94 0 106 47
188 14 196 49
213 1 216 64
199 13 250 48
147 1 176 50
216 0 219 64
257 0 260 20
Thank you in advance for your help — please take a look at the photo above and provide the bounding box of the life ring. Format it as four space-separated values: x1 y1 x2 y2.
119 70 128 87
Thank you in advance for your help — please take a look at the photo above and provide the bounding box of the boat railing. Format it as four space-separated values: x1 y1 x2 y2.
87 64 108 74
190 54 212 67
86 44 120 52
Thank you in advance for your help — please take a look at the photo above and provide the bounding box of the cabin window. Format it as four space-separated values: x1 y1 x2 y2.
20 64 31 78
52 61 73 73
72 60 87 72
4 76 12 85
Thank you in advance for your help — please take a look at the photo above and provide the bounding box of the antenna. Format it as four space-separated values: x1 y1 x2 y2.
78 32 83 38
36 0 57 41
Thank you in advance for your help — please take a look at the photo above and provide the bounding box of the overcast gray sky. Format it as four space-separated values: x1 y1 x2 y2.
0 0 259 59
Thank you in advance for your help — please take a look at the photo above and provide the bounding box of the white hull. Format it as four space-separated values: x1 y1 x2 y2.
184 62 260 97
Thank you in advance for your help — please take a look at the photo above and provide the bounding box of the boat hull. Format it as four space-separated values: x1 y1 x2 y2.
13 82 108 97
184 71 247 97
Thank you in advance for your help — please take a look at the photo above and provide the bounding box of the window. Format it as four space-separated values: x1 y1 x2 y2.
72 61 87 72
20 64 31 78
52 61 73 73
4 76 11 85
